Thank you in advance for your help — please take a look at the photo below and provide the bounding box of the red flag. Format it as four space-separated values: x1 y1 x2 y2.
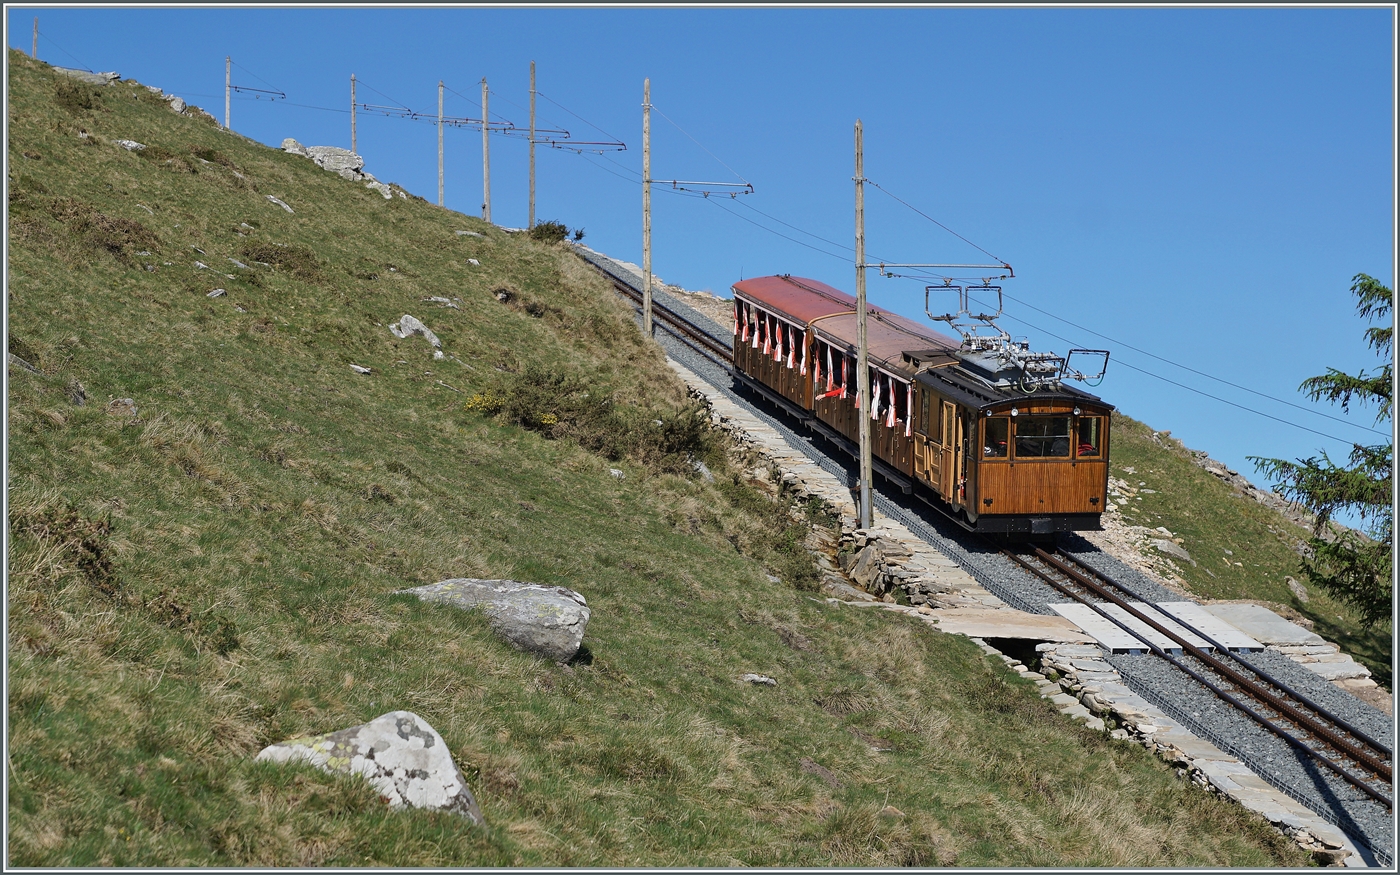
732 301 738 336
826 345 834 392
799 332 807 375
840 355 848 400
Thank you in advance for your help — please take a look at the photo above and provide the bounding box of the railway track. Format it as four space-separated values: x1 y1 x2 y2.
1002 545 1394 810
578 245 1393 859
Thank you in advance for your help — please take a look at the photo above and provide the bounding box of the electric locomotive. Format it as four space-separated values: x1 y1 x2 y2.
730 275 1112 534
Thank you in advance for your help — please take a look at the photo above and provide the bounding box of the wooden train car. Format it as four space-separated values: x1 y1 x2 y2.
730 275 1114 534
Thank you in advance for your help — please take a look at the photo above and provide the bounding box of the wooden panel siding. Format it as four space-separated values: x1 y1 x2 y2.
976 459 1108 515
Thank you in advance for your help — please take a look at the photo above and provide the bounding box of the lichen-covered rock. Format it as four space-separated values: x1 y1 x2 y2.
280 137 308 156
255 710 483 823
401 578 590 662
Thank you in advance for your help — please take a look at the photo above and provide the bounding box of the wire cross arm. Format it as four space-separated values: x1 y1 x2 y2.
231 85 286 100
862 261 1014 277
358 101 417 118
648 180 754 197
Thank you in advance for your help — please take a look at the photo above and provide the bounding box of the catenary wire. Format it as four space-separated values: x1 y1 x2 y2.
866 177 1006 265
995 311 1366 447
998 291 1389 438
537 90 628 147
35 31 93 72
230 58 284 95
650 103 750 186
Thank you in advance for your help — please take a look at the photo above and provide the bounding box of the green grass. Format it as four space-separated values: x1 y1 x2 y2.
6 50 1308 866
1108 412 1391 688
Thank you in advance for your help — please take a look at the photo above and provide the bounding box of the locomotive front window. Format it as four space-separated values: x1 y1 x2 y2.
1014 416 1071 457
983 417 1009 458
1077 416 1102 457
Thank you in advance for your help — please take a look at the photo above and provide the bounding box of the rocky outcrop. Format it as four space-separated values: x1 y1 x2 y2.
54 67 119 86
399 579 590 663
281 139 397 198
256 711 483 823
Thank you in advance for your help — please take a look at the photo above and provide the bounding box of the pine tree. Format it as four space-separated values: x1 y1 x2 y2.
1252 274 1392 627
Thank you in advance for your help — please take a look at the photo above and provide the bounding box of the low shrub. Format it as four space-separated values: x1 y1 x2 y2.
528 220 584 244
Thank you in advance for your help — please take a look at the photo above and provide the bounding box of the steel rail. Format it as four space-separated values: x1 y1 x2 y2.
1001 547 1392 809
1061 552 1393 758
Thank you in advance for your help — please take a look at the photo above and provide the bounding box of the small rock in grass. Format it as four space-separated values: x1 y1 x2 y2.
880 805 905 819
741 673 777 686
1286 575 1309 603
228 258 248 269
256 710 483 823
467 258 481 266
106 398 138 418
389 315 442 349
266 195 294 213
608 468 625 480
455 230 483 237
207 288 226 297
116 139 145 151
350 364 371 375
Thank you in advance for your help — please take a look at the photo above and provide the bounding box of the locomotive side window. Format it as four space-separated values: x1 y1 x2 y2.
1014 416 1071 457
1077 416 1102 457
983 417 1009 458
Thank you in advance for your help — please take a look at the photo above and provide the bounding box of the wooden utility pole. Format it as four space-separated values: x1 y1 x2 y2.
481 77 491 222
855 119 872 529
350 74 357 153
438 80 444 206
224 56 231 130
642 78 653 337
32 18 37 59
528 61 536 229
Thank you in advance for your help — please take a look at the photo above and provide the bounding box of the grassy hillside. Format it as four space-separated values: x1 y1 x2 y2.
5 51 1306 866
1106 414 1391 689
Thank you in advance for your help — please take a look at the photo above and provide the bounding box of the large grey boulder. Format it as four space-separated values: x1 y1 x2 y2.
281 137 308 156
303 145 366 180
256 710 483 823
401 578 590 662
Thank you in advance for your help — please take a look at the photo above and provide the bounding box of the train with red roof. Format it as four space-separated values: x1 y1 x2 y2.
730 274 1113 535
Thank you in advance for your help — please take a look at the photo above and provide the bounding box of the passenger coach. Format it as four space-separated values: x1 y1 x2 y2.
731 275 1113 534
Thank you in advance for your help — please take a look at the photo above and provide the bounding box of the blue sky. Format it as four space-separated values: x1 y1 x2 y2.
7 6 1395 499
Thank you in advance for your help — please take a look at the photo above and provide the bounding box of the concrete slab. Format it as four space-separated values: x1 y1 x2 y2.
1155 601 1265 651
925 606 1096 643
1200 602 1325 646
1096 602 1214 653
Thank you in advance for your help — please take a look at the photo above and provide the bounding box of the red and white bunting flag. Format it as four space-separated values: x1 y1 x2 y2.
787 326 796 369
751 312 759 349
799 333 807 375
773 317 783 363
905 382 913 437
826 345 834 392
840 355 848 399
872 371 882 421
732 301 738 336
741 304 750 343
886 375 897 429
762 313 770 356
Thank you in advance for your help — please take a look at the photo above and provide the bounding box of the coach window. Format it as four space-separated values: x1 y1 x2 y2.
1015 416 1071 457
983 417 1009 458
1076 416 1102 457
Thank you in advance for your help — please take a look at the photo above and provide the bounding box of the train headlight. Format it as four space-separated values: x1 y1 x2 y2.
1010 408 1018 417
1073 406 1081 416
